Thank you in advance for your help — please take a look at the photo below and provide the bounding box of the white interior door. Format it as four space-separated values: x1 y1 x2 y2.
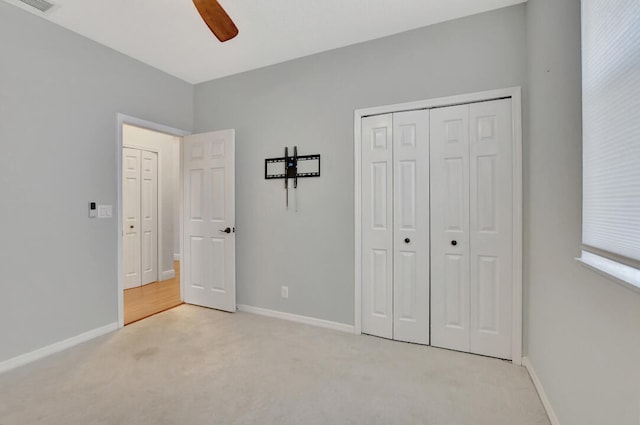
140 150 158 285
123 148 141 289
430 104 471 352
361 114 394 339
468 99 513 359
430 99 513 359
183 129 236 312
392 110 430 345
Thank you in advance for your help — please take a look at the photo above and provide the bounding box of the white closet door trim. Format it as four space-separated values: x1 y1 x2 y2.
353 87 523 365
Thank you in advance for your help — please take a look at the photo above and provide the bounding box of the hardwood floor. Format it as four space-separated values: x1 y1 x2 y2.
124 261 183 325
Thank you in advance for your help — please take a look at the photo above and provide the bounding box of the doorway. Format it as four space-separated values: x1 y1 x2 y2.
117 115 190 327
116 115 238 327
122 126 182 324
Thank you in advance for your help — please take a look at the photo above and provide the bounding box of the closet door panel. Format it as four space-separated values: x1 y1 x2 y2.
140 150 158 285
430 105 471 352
362 114 394 339
393 110 430 345
469 99 513 359
123 148 142 289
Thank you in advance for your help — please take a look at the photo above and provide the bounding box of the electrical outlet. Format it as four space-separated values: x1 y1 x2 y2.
281 286 288 299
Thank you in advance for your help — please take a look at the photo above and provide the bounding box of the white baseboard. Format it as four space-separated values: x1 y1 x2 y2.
237 305 355 334
522 357 560 425
161 269 175 280
0 322 118 375
173 253 181 261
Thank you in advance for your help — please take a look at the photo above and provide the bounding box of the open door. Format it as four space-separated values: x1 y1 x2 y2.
183 129 236 312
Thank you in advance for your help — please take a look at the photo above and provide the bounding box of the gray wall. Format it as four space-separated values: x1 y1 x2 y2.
194 5 527 325
0 3 193 362
525 1 640 424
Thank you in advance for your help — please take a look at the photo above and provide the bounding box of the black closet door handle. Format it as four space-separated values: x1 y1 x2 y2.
451 240 457 246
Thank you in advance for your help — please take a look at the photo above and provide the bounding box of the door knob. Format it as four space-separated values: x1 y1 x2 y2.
451 240 457 246
130 225 134 229
220 227 231 234
404 238 411 244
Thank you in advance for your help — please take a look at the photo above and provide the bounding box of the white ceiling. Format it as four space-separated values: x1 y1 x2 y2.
5 0 526 84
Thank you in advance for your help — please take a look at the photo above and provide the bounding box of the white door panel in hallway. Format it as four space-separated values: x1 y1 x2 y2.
140 149 158 285
183 129 236 312
123 148 141 289
123 147 158 289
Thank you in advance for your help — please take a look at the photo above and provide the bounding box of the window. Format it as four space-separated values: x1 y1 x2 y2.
579 0 640 290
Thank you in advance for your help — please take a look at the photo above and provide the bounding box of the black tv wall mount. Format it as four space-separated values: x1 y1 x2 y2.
265 146 320 208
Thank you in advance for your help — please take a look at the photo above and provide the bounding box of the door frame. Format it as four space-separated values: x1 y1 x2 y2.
353 87 523 364
116 114 190 328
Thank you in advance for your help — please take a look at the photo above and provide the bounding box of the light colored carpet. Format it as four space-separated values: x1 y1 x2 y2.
0 305 549 425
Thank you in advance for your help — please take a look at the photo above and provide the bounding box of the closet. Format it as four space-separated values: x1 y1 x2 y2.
123 148 158 289
360 97 514 360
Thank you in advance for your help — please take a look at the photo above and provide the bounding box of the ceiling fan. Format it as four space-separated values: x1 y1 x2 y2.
192 0 239 42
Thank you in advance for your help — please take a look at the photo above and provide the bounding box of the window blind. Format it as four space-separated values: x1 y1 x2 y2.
582 0 640 265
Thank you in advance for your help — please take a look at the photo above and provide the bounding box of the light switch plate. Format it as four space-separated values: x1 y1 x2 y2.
98 205 113 218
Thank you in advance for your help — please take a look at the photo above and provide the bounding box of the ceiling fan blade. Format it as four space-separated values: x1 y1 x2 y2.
193 0 239 42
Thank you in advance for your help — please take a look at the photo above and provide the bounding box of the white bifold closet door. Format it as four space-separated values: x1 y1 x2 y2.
430 98 513 359
361 110 430 345
123 148 158 289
